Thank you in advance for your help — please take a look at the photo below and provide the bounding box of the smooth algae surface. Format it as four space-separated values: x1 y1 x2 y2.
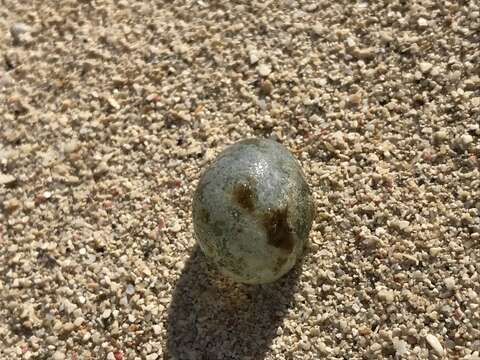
192 138 314 284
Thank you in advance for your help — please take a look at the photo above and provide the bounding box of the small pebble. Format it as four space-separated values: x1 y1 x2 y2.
259 79 273 96
74 317 84 327
299 341 311 350
0 72 14 88
0 174 16 185
152 324 162 335
417 18 428 28
3 198 21 211
169 222 181 233
62 140 79 153
10 22 31 43
444 277 456 290
348 92 362 106
107 97 120 110
393 338 410 356
257 63 272 77
317 341 332 354
249 49 260 64
51 352 66 360
62 322 75 333
426 334 444 357
419 62 433 74
460 134 473 147
126 284 135 295
378 289 395 304
433 130 448 144
45 336 57 345
312 24 324 36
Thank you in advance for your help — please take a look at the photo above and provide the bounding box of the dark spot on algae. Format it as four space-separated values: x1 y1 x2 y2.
262 207 294 253
233 183 256 213
212 220 226 236
199 208 210 223
274 256 288 273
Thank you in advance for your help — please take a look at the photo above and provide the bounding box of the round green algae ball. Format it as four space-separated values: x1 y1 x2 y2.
192 138 315 284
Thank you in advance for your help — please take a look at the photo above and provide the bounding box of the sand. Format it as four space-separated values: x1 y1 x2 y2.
1 1 479 359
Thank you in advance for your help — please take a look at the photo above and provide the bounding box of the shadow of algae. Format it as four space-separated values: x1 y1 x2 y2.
164 245 301 360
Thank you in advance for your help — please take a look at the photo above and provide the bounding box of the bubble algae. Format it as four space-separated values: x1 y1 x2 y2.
192 138 314 284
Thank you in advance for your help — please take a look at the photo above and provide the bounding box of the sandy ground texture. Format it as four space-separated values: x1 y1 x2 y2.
1 0 479 359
